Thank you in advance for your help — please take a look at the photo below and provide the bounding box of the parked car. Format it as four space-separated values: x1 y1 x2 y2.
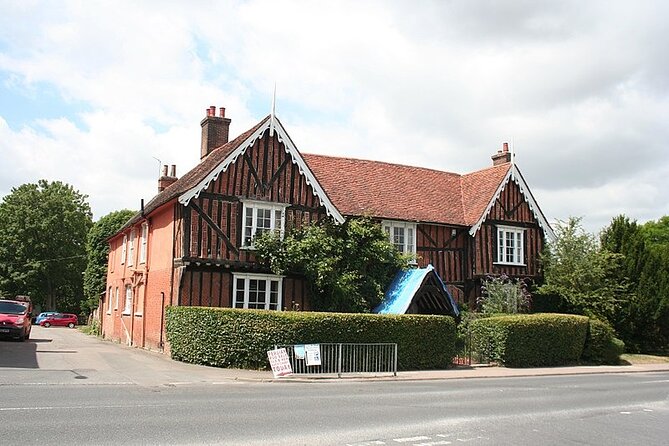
35 312 58 325
0 299 32 341
40 313 78 328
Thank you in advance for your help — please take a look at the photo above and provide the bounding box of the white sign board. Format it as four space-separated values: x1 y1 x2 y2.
294 344 306 360
267 348 293 378
304 344 321 366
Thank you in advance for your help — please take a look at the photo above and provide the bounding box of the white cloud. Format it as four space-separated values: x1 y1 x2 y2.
0 0 667 234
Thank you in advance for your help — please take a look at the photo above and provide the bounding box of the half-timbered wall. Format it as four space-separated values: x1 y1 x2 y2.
175 128 327 265
416 223 468 302
470 179 544 290
178 269 311 311
175 129 326 310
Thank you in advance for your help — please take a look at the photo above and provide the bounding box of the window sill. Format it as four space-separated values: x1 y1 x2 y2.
493 262 527 267
122 312 132 316
134 313 143 317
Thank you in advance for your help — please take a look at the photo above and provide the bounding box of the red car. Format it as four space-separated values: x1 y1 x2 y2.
40 313 78 328
0 299 32 341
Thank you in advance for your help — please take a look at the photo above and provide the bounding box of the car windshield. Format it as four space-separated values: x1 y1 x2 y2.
0 302 27 315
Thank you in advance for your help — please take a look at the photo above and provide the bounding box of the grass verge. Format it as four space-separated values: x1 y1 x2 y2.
620 353 669 364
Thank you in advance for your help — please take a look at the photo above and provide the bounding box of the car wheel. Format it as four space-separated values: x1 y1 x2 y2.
44 322 51 328
68 322 75 328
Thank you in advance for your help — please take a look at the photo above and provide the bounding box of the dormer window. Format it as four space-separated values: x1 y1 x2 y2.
496 225 525 266
382 220 416 256
241 200 287 247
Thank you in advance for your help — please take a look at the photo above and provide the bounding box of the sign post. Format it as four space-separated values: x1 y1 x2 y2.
267 348 293 378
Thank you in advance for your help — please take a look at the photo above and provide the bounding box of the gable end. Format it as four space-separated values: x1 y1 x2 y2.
178 117 344 223
469 165 555 240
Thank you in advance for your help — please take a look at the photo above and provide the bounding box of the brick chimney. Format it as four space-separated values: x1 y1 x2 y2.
200 105 231 160
158 164 178 192
492 142 512 166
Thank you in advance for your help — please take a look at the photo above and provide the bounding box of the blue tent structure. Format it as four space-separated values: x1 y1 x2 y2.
374 265 460 319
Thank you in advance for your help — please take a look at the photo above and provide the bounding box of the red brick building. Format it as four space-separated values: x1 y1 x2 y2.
101 106 554 351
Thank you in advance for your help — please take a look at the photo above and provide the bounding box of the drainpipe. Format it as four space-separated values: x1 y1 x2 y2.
140 218 150 349
159 291 165 350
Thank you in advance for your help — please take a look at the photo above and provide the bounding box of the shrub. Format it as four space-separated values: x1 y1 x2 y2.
582 319 625 364
79 318 101 336
478 275 531 314
469 313 589 367
166 307 457 371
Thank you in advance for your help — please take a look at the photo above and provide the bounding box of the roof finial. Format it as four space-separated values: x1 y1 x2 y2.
270 82 277 137
511 136 515 166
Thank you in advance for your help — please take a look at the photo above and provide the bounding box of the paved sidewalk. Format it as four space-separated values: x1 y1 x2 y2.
9 328 667 387
271 362 669 382
98 334 669 384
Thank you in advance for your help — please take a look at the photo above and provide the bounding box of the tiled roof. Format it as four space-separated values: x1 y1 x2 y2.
121 114 511 231
302 153 511 226
462 164 512 225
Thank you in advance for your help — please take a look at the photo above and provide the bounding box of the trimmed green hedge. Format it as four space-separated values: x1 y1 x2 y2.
165 307 457 370
582 319 625 364
469 313 589 367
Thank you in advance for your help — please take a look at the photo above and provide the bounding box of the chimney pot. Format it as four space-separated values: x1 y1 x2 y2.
158 164 178 192
200 104 231 160
491 142 512 166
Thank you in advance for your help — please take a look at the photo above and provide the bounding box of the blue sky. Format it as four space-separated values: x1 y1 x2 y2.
1 0 668 233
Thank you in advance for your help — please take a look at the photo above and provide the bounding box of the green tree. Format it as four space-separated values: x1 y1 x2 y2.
602 215 669 352
0 180 92 311
82 209 135 313
636 246 669 352
537 217 632 326
641 216 669 249
255 217 409 312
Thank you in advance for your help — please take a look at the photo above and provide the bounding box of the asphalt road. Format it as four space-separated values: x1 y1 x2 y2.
1 327 668 445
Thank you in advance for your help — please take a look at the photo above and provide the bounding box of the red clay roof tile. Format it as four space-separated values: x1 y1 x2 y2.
302 153 511 226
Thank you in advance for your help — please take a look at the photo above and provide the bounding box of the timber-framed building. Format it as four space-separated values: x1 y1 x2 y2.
102 106 554 351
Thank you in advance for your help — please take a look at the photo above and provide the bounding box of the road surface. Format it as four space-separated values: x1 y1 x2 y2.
1 326 667 445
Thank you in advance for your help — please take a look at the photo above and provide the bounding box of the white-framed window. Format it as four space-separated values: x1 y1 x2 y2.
382 220 416 256
114 287 119 311
139 222 148 264
127 230 136 266
120 235 127 265
241 200 288 247
107 287 112 314
123 284 133 315
232 273 283 310
496 225 525 265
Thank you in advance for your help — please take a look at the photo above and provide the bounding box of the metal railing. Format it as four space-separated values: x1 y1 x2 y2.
276 343 398 378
